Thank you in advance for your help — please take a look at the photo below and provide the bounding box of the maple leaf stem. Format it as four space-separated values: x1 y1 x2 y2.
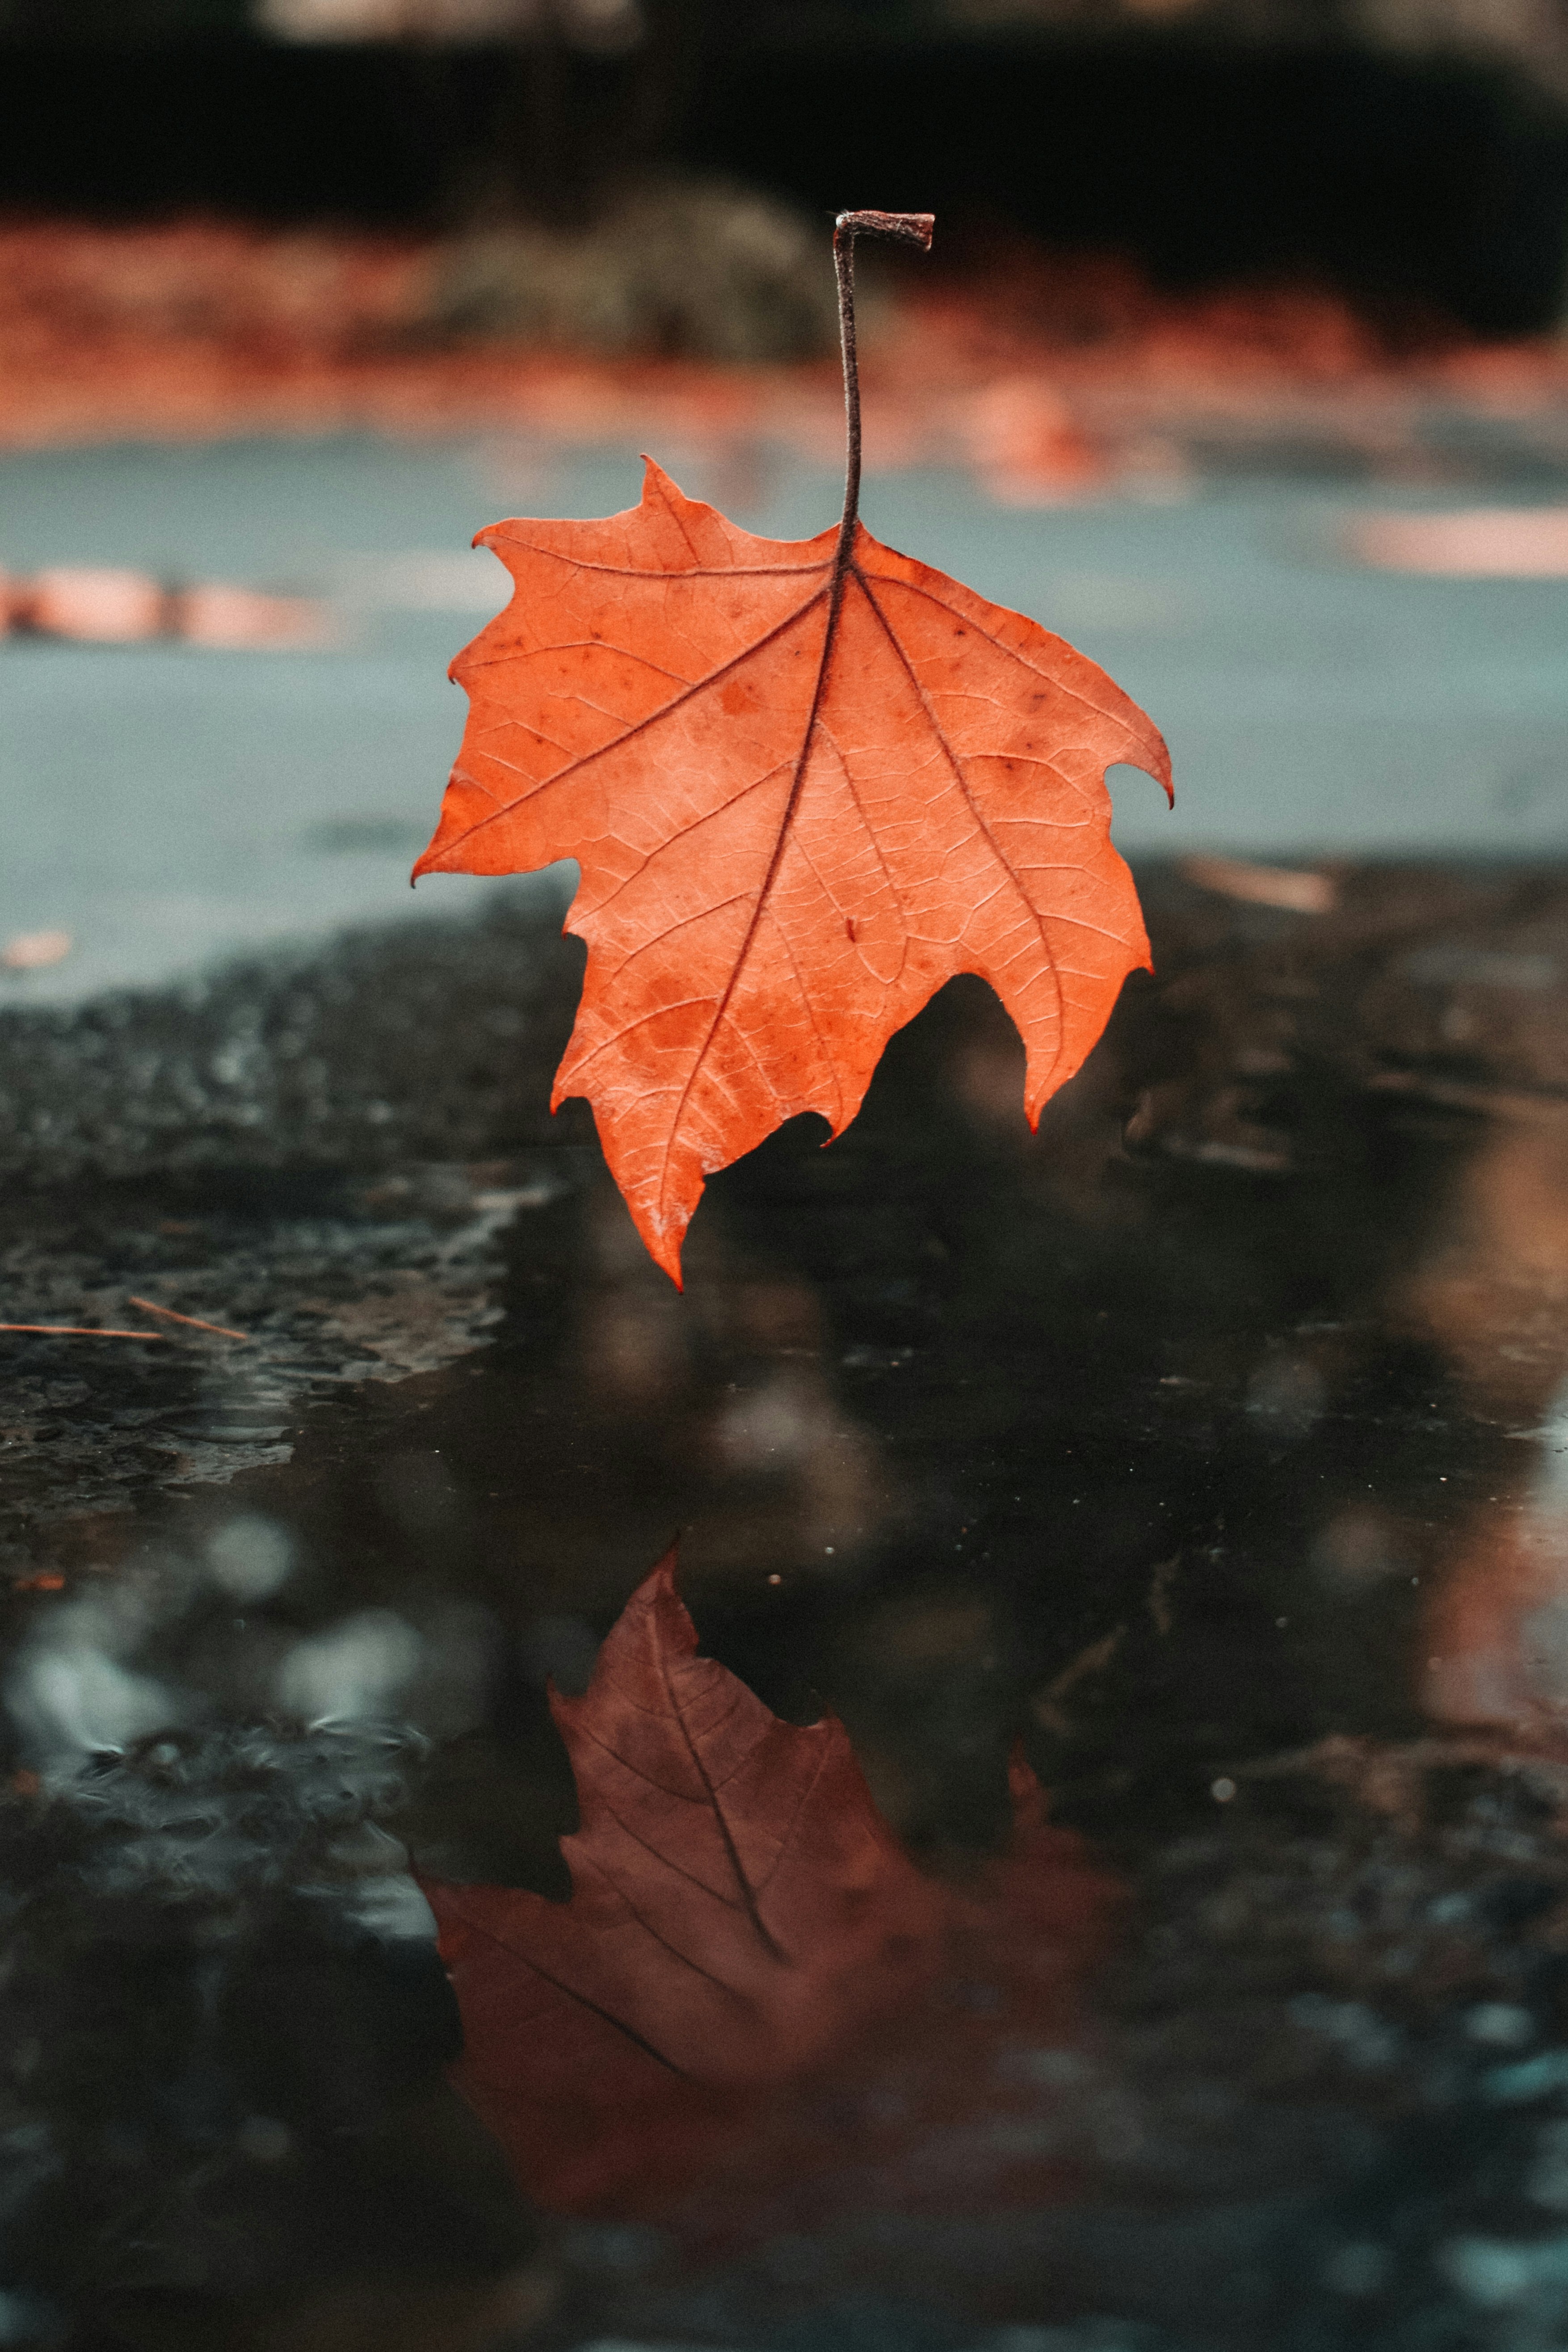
420 197 1172 1292
832 210 934 562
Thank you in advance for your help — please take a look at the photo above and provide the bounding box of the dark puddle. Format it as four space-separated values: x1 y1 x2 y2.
4 867 1568 2351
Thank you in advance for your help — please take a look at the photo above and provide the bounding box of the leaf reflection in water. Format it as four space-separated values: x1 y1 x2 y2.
424 1549 1114 2217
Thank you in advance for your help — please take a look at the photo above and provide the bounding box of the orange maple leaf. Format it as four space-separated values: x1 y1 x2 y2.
420 1547 1112 2215
415 213 1171 1282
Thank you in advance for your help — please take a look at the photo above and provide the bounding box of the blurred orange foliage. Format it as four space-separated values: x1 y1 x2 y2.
4 215 1565 492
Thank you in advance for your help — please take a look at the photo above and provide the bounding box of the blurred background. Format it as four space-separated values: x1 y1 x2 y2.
11 16 1568 2352
6 0 1568 995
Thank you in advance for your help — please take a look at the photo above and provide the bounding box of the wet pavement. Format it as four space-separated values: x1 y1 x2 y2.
3 847 1568 2350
